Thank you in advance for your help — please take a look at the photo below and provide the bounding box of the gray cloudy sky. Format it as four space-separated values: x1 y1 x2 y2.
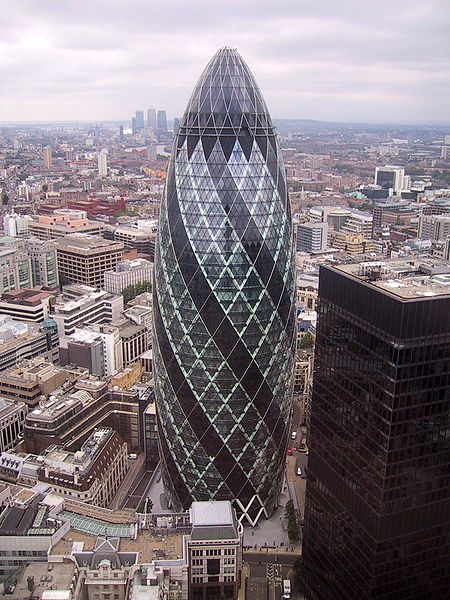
1 0 449 124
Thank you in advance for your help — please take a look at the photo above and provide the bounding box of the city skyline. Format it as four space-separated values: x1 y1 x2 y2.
1 1 449 124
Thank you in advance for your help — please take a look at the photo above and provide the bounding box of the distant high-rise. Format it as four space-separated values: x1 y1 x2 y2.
98 149 108 178
173 117 180 134
135 110 145 130
303 260 450 600
153 48 296 525
157 110 167 132
42 147 52 169
147 108 157 130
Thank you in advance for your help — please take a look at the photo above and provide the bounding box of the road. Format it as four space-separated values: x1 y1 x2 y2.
244 550 302 600
109 454 146 510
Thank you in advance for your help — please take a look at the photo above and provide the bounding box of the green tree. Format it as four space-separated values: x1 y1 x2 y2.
122 280 152 304
299 331 315 349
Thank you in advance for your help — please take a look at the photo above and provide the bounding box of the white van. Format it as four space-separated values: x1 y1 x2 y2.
283 579 291 598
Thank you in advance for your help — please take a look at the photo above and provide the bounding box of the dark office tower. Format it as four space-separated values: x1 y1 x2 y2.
153 47 296 525
131 117 137 135
173 117 180 134
157 110 167 132
135 110 145 130
119 125 124 141
303 260 450 600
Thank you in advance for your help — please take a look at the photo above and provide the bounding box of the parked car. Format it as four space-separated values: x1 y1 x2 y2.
296 467 302 476
287 448 293 456
291 431 297 440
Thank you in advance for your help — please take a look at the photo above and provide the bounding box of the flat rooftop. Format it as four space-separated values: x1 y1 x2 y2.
190 501 234 527
333 259 450 300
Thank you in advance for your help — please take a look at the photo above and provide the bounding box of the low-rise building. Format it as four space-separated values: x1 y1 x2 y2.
24 384 145 454
0 316 56 371
0 358 71 407
103 258 153 295
51 287 123 337
28 209 104 240
7 559 82 600
38 428 128 507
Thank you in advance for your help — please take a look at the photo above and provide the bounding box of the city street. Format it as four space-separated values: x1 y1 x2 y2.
244 550 303 600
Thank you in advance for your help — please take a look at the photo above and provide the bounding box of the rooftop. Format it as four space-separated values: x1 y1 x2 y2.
190 501 234 527
56 234 124 251
333 259 450 300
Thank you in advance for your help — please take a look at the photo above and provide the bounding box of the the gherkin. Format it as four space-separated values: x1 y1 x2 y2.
153 47 296 525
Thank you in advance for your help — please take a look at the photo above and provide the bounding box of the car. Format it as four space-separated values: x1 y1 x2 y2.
287 448 293 456
296 467 302 476
291 431 297 440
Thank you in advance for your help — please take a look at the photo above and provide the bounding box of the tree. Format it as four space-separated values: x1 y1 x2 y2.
122 280 152 304
299 331 315 349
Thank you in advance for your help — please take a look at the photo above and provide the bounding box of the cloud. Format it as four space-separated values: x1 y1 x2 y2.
0 0 449 123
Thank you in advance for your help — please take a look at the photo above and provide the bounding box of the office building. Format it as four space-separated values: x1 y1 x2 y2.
24 384 145 454
28 209 105 240
60 323 123 376
3 213 33 237
43 146 52 169
60 323 123 377
303 259 450 600
103 258 153 295
173 117 180 133
153 48 296 524
157 110 167 132
56 234 125 288
147 107 157 130
0 398 27 454
0 245 32 293
27 238 59 287
187 501 243 600
0 493 69 582
375 165 405 195
112 222 157 259
97 149 108 178
135 110 145 131
38 428 128 507
0 288 55 323
50 285 123 337
418 213 450 241
297 222 328 253
119 322 149 366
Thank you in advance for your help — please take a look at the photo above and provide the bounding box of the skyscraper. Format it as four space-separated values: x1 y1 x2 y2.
157 109 167 132
135 110 145 130
303 260 450 600
147 107 157 130
153 47 296 525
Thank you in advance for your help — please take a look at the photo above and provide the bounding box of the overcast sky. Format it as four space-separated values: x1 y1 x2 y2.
1 0 449 124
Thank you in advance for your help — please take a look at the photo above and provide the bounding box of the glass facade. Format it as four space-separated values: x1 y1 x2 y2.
153 48 296 525
303 265 450 599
